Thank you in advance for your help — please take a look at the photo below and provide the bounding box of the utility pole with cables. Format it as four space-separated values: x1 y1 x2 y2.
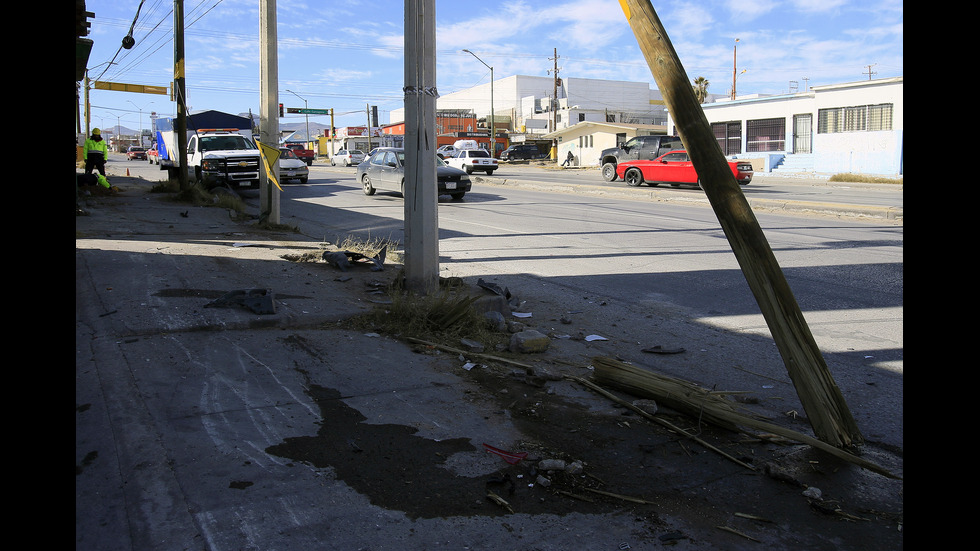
174 0 189 190
549 48 560 159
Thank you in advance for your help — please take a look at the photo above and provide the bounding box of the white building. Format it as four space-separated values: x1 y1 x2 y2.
670 77 903 176
391 75 668 144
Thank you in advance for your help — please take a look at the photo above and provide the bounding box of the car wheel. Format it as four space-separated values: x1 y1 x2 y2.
400 179 406 197
486 169 494 176
362 175 376 195
451 192 465 200
601 162 618 182
624 168 644 187
464 166 473 174
300 177 308 184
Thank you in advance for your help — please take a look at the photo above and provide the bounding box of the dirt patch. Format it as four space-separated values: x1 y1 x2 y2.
265 344 901 549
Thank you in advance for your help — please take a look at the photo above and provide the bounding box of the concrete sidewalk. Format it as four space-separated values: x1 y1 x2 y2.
76 173 902 551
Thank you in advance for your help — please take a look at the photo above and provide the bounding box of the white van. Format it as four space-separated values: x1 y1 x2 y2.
452 139 479 151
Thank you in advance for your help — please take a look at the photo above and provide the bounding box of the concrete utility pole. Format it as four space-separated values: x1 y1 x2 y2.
403 0 439 294
174 0 189 190
259 0 280 223
620 0 863 449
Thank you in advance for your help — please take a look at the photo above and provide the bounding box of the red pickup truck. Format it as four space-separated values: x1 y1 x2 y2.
285 143 315 166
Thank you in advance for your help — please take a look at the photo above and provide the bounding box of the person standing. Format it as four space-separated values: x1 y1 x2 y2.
83 128 109 177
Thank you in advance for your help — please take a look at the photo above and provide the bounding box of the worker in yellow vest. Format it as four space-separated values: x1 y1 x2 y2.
83 128 109 178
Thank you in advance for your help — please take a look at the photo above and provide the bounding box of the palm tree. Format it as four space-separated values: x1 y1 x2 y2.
692 77 710 104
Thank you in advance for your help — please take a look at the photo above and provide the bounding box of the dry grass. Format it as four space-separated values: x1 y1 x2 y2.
347 271 508 350
828 173 902 184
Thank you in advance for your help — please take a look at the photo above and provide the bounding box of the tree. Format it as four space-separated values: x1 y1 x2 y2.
693 76 710 104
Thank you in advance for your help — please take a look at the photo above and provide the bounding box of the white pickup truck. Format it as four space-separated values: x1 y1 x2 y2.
444 148 498 175
155 120 261 190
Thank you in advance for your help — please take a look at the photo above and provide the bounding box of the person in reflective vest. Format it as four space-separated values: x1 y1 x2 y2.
83 128 109 177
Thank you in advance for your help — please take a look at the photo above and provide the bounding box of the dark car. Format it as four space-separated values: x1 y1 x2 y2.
499 144 543 161
356 147 471 200
126 146 147 160
616 150 753 188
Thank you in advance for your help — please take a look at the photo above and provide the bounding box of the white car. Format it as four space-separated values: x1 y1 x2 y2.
278 148 309 183
436 145 457 159
331 149 365 166
445 149 498 175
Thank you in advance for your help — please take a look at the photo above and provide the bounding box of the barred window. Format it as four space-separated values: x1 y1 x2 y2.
746 118 785 152
712 121 742 155
818 104 893 133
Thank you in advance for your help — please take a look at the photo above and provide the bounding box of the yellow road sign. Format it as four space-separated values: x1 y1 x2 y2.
257 141 283 191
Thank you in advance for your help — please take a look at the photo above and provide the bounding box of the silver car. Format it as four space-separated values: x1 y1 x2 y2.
331 149 365 166
277 148 309 184
356 147 471 200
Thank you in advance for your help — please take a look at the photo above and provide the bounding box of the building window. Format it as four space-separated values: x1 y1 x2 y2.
712 121 742 155
578 113 586 122
746 118 785 152
606 113 616 123
818 103 893 133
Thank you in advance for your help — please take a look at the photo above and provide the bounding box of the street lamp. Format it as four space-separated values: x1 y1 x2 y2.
286 89 310 151
462 49 495 156
128 100 153 143
731 38 740 100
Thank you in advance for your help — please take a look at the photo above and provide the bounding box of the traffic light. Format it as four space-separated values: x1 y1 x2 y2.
279 103 284 117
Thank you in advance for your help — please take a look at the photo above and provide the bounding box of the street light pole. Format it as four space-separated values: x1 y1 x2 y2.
731 38 739 100
286 89 310 150
462 49 494 156
128 100 153 145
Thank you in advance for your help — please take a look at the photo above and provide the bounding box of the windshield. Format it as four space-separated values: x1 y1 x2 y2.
279 149 298 159
199 134 255 151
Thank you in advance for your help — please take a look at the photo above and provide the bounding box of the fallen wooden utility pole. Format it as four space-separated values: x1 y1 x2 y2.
619 0 863 448
585 357 898 479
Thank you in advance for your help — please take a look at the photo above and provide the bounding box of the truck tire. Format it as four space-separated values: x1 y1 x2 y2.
601 162 618 182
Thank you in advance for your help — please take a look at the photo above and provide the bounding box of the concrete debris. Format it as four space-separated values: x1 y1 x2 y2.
323 246 386 272
509 330 550 354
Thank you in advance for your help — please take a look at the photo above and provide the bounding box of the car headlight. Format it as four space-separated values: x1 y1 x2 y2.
203 158 221 171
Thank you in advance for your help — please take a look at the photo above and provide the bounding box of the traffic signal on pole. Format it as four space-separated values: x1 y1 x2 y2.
279 103 284 117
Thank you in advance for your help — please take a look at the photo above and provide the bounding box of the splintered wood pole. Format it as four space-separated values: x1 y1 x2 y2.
619 0 863 448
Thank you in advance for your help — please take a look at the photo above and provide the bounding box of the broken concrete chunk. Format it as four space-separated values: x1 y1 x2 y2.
538 459 566 471
509 330 550 354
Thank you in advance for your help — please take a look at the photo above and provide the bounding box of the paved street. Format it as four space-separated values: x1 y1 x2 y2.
77 157 903 550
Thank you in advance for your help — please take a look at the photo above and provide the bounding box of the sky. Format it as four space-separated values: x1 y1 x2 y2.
82 0 903 134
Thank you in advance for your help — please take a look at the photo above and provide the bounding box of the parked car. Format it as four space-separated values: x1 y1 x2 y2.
126 146 147 160
436 145 458 159
499 144 543 161
599 135 683 181
356 147 471 200
278 148 309 184
444 149 498 175
331 149 365 166
616 150 754 188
